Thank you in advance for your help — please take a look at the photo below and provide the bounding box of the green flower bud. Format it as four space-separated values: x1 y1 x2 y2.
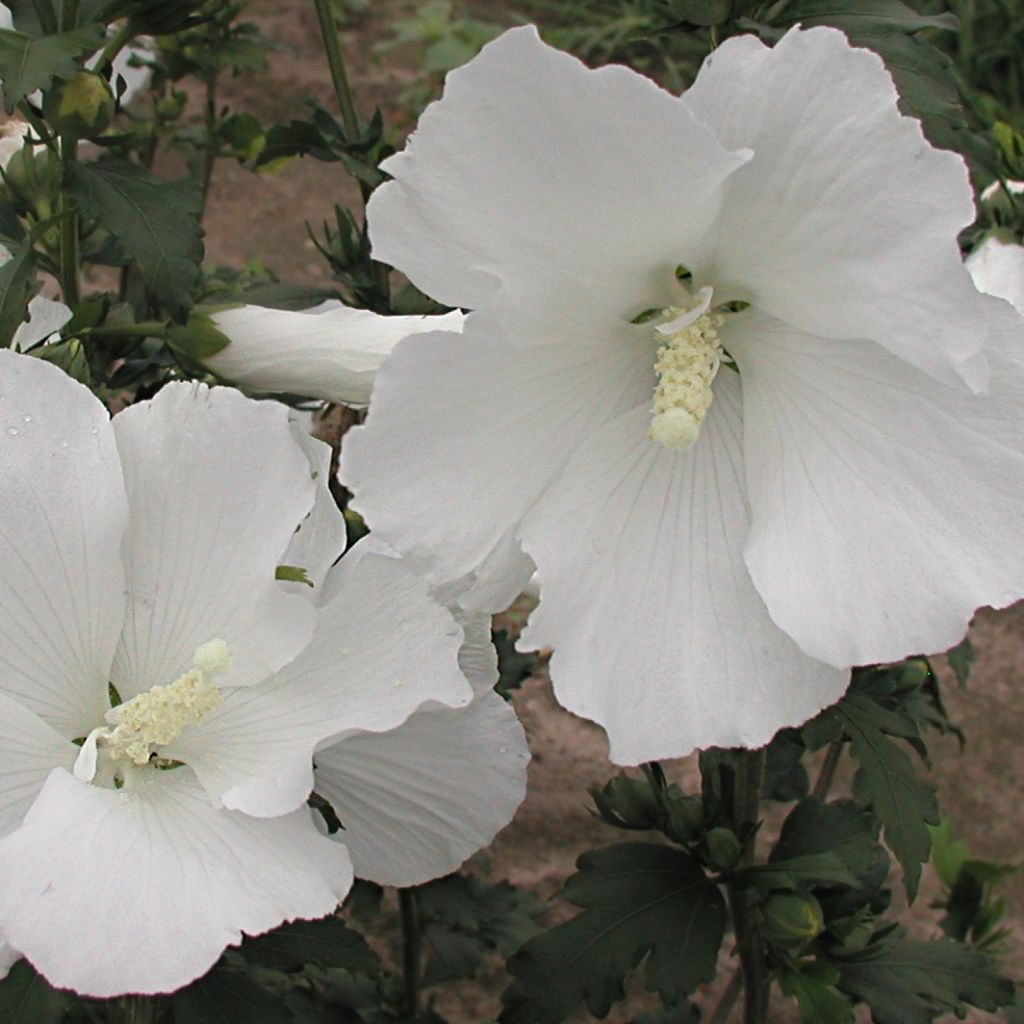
761 892 825 949
896 657 930 691
662 790 704 844
705 827 742 871
43 72 116 140
590 773 661 831
2 145 61 211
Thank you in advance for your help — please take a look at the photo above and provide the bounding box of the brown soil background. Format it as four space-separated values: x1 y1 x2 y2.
191 2 1024 1018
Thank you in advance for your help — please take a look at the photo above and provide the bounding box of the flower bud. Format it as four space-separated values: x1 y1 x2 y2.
43 72 116 140
590 773 661 830
760 892 825 949
705 827 742 871
662 790 704 844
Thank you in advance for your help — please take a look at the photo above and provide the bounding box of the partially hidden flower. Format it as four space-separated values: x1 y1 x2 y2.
0 118 29 169
341 26 1024 763
205 301 465 406
0 350 525 996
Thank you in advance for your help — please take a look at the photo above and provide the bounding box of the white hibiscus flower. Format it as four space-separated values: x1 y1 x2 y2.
205 302 464 406
340 26 1024 764
0 350 493 997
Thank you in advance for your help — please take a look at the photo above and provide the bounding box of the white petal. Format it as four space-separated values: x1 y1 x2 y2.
110 383 316 697
280 426 347 598
682 26 1014 390
206 304 465 406
0 937 15 978
368 25 746 323
966 234 1024 315
731 308 1024 667
12 296 72 349
518 378 848 764
0 768 352 997
171 552 471 817
0 693 76 839
0 350 126 735
315 690 528 886
340 321 652 597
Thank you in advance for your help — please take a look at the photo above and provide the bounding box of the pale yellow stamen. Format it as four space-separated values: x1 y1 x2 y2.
103 639 231 765
648 286 723 451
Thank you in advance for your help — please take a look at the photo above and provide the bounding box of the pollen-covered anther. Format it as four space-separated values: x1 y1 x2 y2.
104 639 231 765
648 290 724 451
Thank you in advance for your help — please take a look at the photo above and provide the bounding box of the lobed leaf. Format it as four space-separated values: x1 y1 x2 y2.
0 23 105 112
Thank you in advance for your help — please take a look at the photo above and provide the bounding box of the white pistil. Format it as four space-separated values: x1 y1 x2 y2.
73 640 231 782
648 286 723 451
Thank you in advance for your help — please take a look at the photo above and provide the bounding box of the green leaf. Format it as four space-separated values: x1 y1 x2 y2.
0 24 105 111
30 336 92 384
240 916 380 975
274 565 313 587
417 873 545 986
743 851 861 892
0 959 71 1020
767 0 959 35
0 240 35 347
492 628 538 699
171 965 294 1024
838 691 939 901
763 728 810 802
65 161 203 321
929 817 971 888
945 636 974 688
500 843 726 1023
835 937 1015 1024
667 0 732 26
779 963 854 1024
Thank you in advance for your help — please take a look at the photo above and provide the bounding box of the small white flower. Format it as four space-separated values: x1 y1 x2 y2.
341 26 1024 763
206 301 464 406
0 351 480 996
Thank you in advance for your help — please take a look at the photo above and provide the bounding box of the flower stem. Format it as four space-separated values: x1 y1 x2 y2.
199 70 219 218
399 888 421 1019
57 136 79 310
312 0 360 139
115 995 161 1024
93 21 136 77
726 748 770 1024
811 741 843 801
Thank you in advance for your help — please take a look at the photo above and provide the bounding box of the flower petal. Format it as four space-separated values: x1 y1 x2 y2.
171 551 471 817
730 308 1024 667
368 25 746 323
0 350 126 735
340 322 652 599
966 234 1024 315
0 693 76 839
518 377 848 764
206 304 465 406
110 383 316 697
314 690 528 886
12 296 72 349
280 427 347 598
0 768 352 997
682 26 1014 389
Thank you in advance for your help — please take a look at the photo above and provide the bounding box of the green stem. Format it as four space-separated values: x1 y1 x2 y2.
57 137 79 309
399 888 421 1019
312 0 360 139
727 748 769 1024
812 741 843 801
93 21 135 77
199 71 219 217
85 320 168 339
29 0 57 35
115 995 161 1024
59 0 80 31
708 968 743 1024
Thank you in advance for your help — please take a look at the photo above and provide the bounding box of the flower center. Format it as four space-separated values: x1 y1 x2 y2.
648 286 724 451
73 639 231 786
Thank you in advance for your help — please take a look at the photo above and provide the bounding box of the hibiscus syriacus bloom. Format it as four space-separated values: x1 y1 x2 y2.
205 302 464 406
341 26 1024 764
0 351 527 996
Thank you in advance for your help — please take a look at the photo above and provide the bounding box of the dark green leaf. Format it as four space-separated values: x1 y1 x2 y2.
945 636 974 688
171 965 294 1024
65 161 203 321
667 0 732 27
240 916 379 975
835 937 1015 1024
0 24 105 112
767 0 959 35
417 873 545 986
0 959 71 1021
0 239 35 347
743 851 861 892
500 843 726 1023
763 728 810 802
492 628 538 699
838 691 939 901
779 963 854 1024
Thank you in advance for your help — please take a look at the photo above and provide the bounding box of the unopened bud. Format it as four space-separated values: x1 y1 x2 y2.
43 71 116 140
